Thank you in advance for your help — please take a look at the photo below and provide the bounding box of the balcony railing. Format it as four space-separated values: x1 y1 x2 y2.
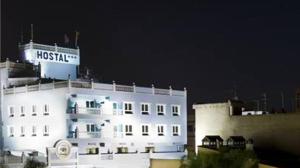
74 107 102 115
68 131 101 139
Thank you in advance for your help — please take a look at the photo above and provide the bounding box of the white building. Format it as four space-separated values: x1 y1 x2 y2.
0 42 187 167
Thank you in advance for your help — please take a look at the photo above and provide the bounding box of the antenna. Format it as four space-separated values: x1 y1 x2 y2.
252 99 260 111
30 24 34 41
75 31 80 47
20 25 24 43
233 82 238 100
262 93 267 111
281 92 285 109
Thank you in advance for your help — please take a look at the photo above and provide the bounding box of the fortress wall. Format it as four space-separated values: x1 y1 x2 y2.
194 103 300 155
231 113 300 155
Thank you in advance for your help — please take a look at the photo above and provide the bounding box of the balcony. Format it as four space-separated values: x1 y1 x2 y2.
68 131 101 139
69 107 102 115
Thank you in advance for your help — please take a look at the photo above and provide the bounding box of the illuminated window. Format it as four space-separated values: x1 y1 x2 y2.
117 147 128 153
172 105 180 116
8 126 14 137
20 106 25 117
157 125 165 136
156 104 165 116
141 103 150 115
8 106 14 117
32 105 37 116
142 124 149 136
44 104 49 115
86 147 99 155
20 126 25 137
125 125 133 136
123 102 134 114
172 125 180 136
32 126 37 136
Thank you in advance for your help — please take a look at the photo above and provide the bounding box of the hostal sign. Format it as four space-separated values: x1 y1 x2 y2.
25 49 80 65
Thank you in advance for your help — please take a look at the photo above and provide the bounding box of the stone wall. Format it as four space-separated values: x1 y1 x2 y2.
194 102 300 156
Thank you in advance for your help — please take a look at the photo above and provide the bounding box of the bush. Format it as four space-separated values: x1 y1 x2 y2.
24 159 46 168
181 149 259 168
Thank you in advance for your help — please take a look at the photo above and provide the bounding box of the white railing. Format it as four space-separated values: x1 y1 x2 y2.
154 88 170 95
77 107 102 115
116 85 134 92
20 42 79 55
68 131 101 139
2 80 186 97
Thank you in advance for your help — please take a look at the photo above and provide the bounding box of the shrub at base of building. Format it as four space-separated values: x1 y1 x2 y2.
181 148 259 168
24 159 46 168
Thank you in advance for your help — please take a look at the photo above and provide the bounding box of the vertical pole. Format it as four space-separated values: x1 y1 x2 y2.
169 86 173 96
133 82 136 93
0 0 1 62
262 93 267 111
31 24 34 41
151 84 155 95
281 92 285 109
112 81 116 92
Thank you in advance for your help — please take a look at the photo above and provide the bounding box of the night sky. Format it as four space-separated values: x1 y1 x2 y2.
3 1 300 112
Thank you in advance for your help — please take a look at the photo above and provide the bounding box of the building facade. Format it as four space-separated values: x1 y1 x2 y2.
0 42 187 167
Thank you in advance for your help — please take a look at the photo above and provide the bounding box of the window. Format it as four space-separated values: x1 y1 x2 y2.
20 126 25 137
8 126 14 137
172 105 180 116
112 102 118 115
142 124 149 136
43 125 49 136
145 147 155 153
20 106 25 117
125 125 133 136
156 104 165 115
117 147 128 153
86 147 99 155
9 106 14 117
141 103 150 115
157 125 165 136
86 124 100 132
124 102 133 114
172 125 180 136
32 105 37 116
32 126 37 136
86 100 98 108
44 104 49 115
113 124 123 138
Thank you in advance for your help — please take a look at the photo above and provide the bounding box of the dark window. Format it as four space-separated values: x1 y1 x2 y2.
72 143 78 147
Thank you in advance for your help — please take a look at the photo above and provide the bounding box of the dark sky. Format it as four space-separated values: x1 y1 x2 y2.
3 0 300 112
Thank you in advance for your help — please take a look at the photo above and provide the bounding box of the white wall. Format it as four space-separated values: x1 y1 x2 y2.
2 88 69 154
